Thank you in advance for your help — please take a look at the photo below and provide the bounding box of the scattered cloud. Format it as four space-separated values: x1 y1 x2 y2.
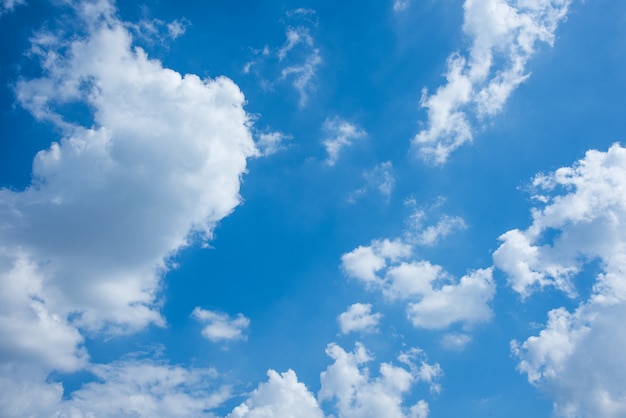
349 161 396 202
393 0 411 12
495 144 626 416
412 0 571 164
319 343 441 418
0 0 25 15
322 117 367 166
192 308 250 342
338 303 382 334
256 130 291 156
244 10 322 107
342 233 494 330
440 333 472 351
405 211 467 246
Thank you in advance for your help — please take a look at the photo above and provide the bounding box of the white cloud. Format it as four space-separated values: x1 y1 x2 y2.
413 0 571 164
0 0 25 15
393 0 411 12
228 369 325 418
2 0 257 338
338 303 382 335
495 144 626 416
322 117 367 166
440 333 472 351
256 131 291 156
342 236 494 329
0 1 259 414
0 360 230 418
319 343 441 418
405 212 467 246
192 308 250 342
349 162 396 202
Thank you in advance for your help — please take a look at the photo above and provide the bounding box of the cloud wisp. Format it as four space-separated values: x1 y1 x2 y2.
413 0 571 164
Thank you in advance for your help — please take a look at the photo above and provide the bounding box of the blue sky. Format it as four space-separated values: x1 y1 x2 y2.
1 0 626 417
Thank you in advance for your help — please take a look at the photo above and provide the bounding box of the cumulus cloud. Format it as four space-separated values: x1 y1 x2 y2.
192 308 250 342
322 117 367 166
495 144 626 416
413 0 571 163
319 343 441 417
342 235 495 330
256 130 291 156
228 369 325 418
405 211 467 246
2 0 257 336
338 303 382 335
228 342 439 418
440 333 472 351
0 0 258 415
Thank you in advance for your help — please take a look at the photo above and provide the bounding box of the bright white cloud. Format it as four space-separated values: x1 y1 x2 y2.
192 308 250 342
413 0 571 164
2 0 257 338
342 235 494 329
338 303 382 334
0 1 259 415
228 369 325 418
322 117 367 166
319 343 441 418
496 144 626 416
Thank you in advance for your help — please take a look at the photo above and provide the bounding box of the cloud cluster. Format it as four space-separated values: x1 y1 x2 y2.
342 213 495 330
230 342 441 418
338 303 382 334
413 0 571 163
495 144 626 416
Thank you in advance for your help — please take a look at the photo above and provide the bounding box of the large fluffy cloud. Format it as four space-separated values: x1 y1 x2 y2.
0 0 258 415
496 144 626 417
413 0 571 163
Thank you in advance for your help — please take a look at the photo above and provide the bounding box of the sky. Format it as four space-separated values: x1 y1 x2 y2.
1 0 626 417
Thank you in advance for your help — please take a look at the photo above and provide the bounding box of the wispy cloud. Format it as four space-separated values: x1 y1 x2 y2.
322 117 366 166
413 0 571 164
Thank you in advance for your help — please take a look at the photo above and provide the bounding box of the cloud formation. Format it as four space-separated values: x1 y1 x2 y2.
338 303 382 334
322 117 367 166
413 0 571 163
342 216 495 330
495 144 626 417
192 308 250 342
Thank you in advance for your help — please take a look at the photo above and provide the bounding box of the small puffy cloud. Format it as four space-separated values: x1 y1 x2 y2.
319 343 441 418
342 236 494 329
495 144 626 416
338 303 382 334
322 117 367 166
413 0 571 163
228 369 325 418
256 130 291 156
192 308 250 342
